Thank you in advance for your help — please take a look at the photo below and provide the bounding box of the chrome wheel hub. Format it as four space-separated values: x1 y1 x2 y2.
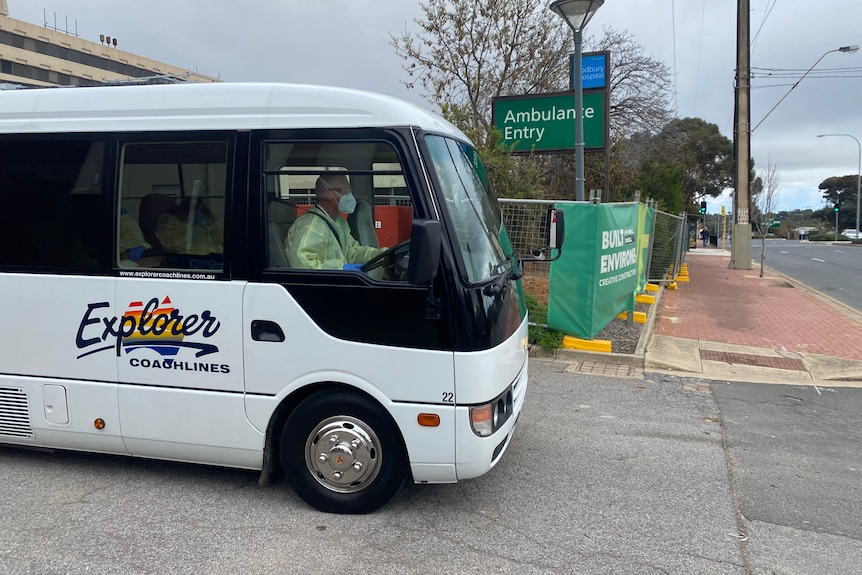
305 416 381 493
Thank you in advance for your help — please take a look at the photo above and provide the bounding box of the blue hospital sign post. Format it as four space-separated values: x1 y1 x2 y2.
572 51 608 90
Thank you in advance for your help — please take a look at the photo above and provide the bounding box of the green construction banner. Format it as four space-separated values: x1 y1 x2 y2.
548 203 642 339
637 204 655 293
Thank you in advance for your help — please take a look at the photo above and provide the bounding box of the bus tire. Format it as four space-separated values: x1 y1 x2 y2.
280 390 407 514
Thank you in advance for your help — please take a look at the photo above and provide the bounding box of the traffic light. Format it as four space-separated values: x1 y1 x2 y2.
834 204 840 213
699 201 707 215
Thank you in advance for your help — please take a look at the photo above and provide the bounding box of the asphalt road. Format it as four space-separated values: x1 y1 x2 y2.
712 380 862 574
1 361 861 574
759 239 862 312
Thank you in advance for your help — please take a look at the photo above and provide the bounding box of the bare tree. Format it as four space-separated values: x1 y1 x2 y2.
753 158 781 277
391 0 570 146
585 27 674 138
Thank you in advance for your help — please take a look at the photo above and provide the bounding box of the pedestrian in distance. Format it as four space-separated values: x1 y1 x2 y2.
700 226 709 247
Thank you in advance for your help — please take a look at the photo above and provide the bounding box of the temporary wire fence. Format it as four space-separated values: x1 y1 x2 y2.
500 199 555 326
646 209 687 283
500 199 688 327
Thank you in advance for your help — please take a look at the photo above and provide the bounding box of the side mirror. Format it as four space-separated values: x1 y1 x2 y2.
547 207 565 255
523 207 565 262
406 219 441 286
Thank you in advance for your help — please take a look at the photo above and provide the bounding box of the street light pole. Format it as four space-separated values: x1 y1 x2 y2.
732 42 858 270
753 45 859 133
548 0 604 202
836 203 840 241
573 26 585 202
818 133 861 236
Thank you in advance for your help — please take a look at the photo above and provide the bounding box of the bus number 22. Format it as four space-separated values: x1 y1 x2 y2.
442 392 454 403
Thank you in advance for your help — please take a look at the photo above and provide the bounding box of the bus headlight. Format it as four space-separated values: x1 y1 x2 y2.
470 405 494 437
469 386 513 437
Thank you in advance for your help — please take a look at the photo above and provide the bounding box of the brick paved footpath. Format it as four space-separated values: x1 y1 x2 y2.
653 250 862 361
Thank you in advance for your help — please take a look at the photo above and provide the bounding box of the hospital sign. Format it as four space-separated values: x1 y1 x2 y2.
571 51 609 90
492 90 607 154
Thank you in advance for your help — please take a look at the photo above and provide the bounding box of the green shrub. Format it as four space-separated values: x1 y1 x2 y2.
524 293 564 352
808 232 839 241
529 324 564 353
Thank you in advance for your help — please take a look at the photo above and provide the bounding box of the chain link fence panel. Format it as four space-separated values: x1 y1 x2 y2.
500 199 555 326
647 210 687 283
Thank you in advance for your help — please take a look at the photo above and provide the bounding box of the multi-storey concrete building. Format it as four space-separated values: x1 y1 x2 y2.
0 0 218 88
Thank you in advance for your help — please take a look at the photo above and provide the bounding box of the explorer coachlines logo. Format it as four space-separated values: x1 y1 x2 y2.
76 296 227 372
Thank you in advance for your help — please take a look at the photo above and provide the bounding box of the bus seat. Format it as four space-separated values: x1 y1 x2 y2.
267 199 297 267
139 193 178 251
348 198 379 248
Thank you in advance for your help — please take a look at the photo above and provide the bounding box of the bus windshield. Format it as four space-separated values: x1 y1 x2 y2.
425 135 508 283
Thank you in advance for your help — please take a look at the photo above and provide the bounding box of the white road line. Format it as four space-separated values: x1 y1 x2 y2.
780 250 788 254
812 257 826 262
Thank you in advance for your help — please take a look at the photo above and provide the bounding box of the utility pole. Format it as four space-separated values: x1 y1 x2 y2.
731 0 752 269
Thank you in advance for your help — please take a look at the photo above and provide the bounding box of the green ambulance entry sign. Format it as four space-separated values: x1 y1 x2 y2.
492 90 606 153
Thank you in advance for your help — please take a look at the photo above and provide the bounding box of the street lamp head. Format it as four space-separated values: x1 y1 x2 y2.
817 133 860 145
548 0 604 32
839 45 859 53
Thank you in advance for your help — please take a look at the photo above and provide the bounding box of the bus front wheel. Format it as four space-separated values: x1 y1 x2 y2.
280 391 408 514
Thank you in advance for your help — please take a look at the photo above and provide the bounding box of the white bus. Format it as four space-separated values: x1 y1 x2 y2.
0 83 562 513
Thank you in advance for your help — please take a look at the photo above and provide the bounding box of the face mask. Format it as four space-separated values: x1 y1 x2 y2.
337 191 357 215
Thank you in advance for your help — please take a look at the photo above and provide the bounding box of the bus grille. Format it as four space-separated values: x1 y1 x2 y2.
0 387 33 439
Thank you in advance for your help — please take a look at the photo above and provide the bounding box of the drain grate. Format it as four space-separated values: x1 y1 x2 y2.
699 350 806 371
574 361 638 377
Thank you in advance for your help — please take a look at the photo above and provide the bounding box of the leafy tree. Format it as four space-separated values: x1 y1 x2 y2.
649 118 733 207
819 175 858 231
636 160 684 213
614 118 733 211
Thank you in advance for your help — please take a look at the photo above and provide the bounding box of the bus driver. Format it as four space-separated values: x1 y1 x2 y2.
285 174 384 270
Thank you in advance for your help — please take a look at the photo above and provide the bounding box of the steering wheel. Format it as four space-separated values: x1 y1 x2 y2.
361 239 411 280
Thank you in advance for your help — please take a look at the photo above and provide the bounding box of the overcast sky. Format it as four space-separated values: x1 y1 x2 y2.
9 0 861 212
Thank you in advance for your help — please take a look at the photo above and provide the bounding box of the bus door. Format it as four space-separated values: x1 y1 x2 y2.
112 138 259 468
242 136 458 472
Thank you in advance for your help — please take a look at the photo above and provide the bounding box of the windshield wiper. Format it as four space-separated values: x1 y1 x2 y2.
484 255 522 296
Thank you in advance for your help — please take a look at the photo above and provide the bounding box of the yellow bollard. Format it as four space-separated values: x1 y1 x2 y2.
562 336 612 353
635 293 655 305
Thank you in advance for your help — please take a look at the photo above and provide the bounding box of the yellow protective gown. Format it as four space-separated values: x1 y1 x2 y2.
285 206 382 270
155 213 223 255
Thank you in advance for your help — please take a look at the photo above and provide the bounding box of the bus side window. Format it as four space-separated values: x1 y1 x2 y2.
262 140 413 278
117 140 228 271
0 138 109 271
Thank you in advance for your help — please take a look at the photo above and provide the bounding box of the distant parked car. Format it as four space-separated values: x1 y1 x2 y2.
841 229 862 239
